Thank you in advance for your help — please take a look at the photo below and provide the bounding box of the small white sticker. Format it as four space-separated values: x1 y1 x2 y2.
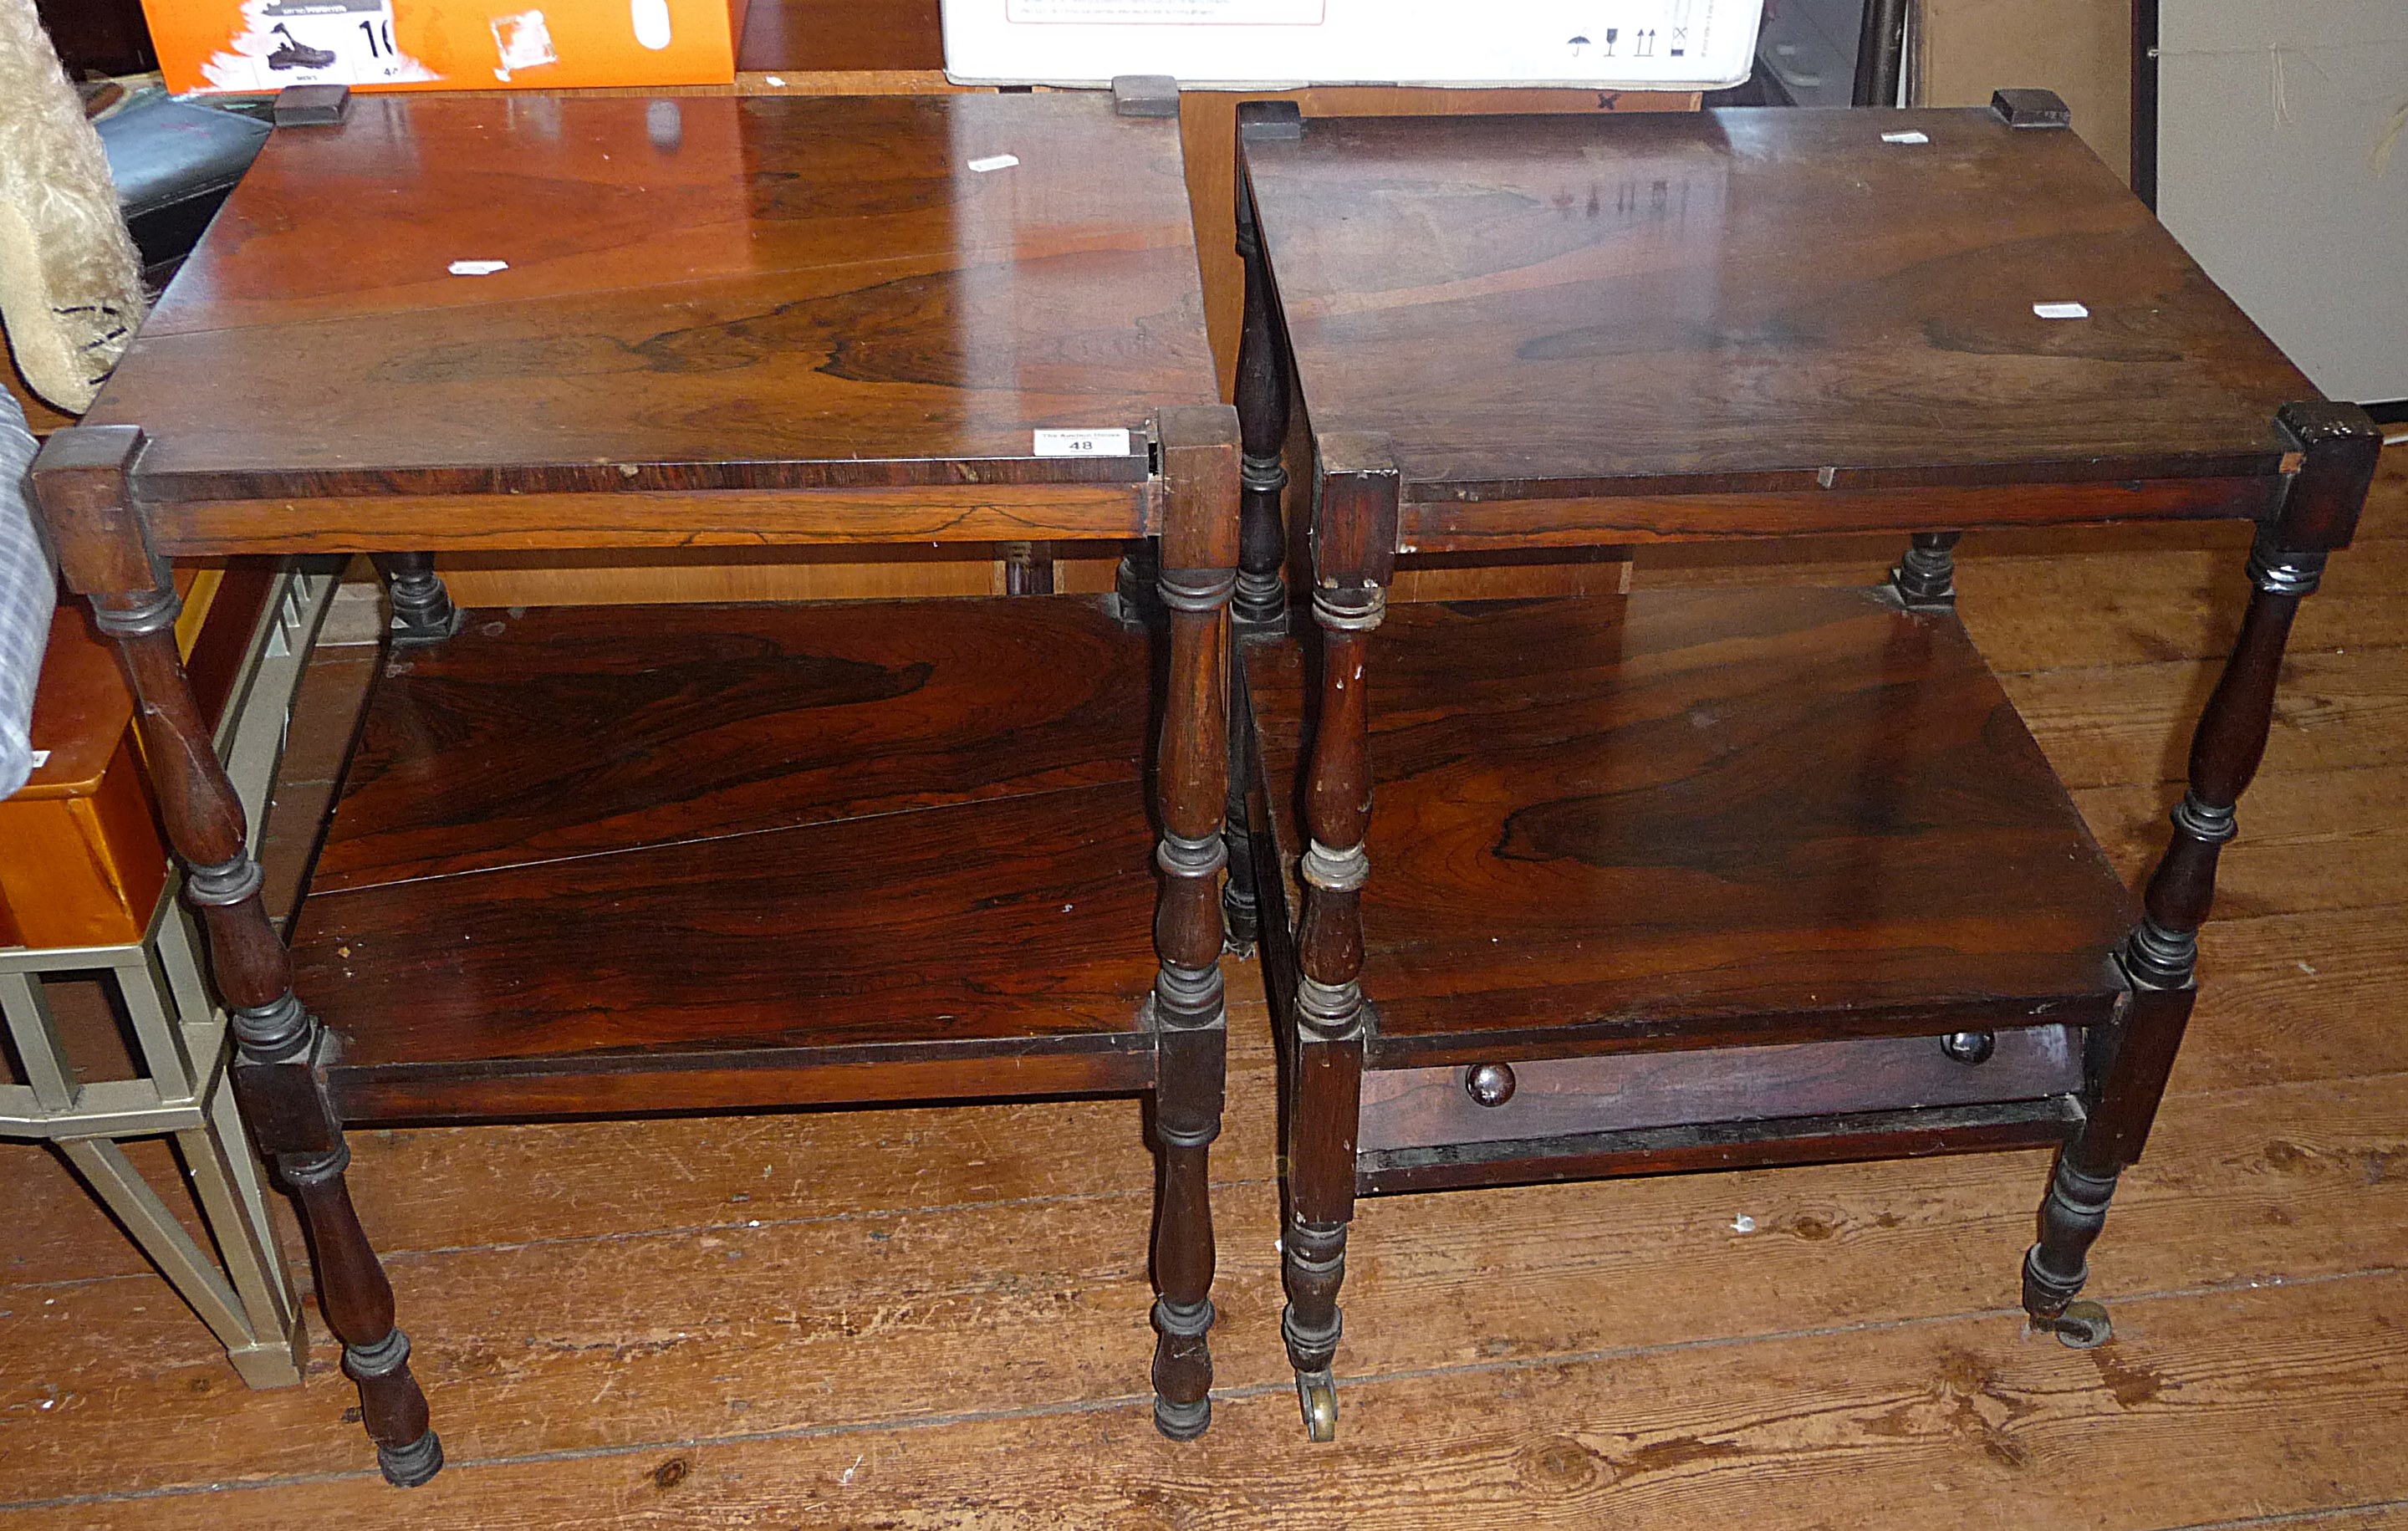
1033 428 1131 457
1880 130 1929 145
491 10 558 80
449 260 510 276
2033 301 2091 319
967 153 1021 173
763 74 787 86
27 749 48 769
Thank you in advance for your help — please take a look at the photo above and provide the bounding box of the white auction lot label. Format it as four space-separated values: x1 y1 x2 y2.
1033 429 1135 457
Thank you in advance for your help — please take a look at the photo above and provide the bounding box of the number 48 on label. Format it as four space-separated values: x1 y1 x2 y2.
1033 428 1134 457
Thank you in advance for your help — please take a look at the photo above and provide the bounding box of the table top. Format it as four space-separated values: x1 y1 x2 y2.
1244 105 2318 506
85 92 1215 506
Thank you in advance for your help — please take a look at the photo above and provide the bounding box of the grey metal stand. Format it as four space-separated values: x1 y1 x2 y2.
1 564 335 1388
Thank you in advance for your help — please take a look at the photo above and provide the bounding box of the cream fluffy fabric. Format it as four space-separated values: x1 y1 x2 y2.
0 0 145 412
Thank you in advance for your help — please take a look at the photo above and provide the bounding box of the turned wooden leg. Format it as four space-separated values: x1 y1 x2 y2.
1147 406 1239 1439
1232 142 1292 635
122 623 442 1484
32 428 441 1486
1890 530 1962 609
285 1146 441 1482
2026 529 2321 1345
1222 671 1261 955
369 551 462 646
1283 585 1382 1440
1276 436 1397 1441
2024 401 2380 1347
1151 1023 1224 1441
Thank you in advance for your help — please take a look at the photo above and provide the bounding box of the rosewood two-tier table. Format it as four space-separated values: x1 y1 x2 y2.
33 88 1240 1483
1225 93 2384 1438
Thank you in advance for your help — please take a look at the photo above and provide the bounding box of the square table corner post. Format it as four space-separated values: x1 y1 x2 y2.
2022 400 2387 1346
28 424 446 1489
1279 429 1398 1442
1145 402 1242 1441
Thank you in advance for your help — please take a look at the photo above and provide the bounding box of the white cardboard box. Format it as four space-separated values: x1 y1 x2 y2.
941 0 1765 90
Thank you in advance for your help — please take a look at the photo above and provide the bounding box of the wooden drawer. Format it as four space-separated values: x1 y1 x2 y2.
1358 1024 2088 1156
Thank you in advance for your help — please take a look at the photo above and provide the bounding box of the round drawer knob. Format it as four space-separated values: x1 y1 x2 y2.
1463 1062 1518 1107
1941 1030 1997 1065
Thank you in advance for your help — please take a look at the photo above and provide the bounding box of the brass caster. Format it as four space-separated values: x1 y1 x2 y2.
1296 1371 1338 1442
2048 1300 2112 1350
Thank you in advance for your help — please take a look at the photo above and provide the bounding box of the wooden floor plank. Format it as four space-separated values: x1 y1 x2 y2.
2176 903 2408 1090
5 1063 2400 1503
2074 765 2408 920
2004 647 2408 791
7 1271 2402 1530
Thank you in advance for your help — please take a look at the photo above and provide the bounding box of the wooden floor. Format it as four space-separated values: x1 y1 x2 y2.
5 445 2406 1528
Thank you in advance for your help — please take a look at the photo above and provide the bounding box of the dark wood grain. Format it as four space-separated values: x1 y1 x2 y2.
82 93 1215 515
298 779 1161 1120
1246 589 2138 1068
1244 106 2314 513
285 595 1176 1120
310 596 1154 891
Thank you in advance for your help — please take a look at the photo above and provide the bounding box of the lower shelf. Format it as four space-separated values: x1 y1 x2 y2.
289 595 1166 1123
1245 585 2140 1072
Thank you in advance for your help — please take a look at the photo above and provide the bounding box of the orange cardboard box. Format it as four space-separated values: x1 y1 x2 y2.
147 0 752 94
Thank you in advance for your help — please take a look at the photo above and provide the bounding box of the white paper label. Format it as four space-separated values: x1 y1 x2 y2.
1880 130 1929 144
199 0 439 93
1034 428 1132 457
946 0 1764 89
967 153 1022 172
2033 301 2091 319
448 259 511 276
27 750 48 769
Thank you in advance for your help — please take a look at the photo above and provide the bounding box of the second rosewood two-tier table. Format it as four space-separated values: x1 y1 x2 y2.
34 87 1241 1483
1226 93 2384 1438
